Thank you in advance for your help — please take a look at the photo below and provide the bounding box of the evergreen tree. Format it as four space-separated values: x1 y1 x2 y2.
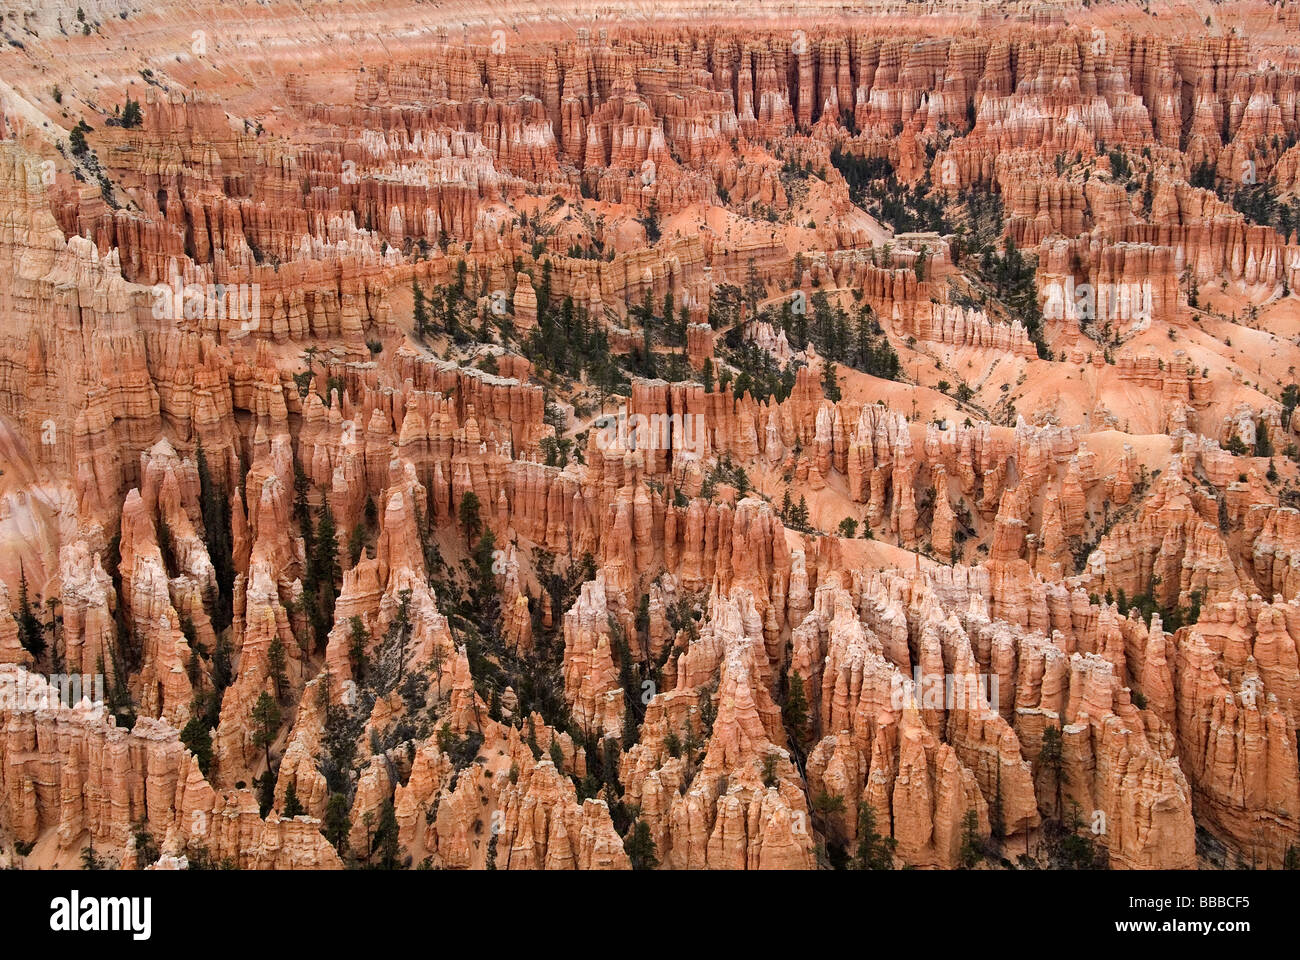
179 716 213 777
251 691 282 771
196 441 234 632
1039 724 1065 817
348 615 369 680
744 258 764 312
959 808 982 867
791 496 810 531
641 199 661 243
132 820 160 867
822 360 841 403
14 565 46 659
120 97 143 128
373 798 401 869
305 501 340 652
458 491 483 545
322 792 350 855
852 802 896 869
282 782 305 818
348 522 366 565
80 841 106 870
256 770 275 818
413 281 428 338
624 819 659 870
783 671 810 746
268 636 288 701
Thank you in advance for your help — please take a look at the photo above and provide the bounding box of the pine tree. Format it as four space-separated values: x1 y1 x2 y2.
822 360 841 402
1039 724 1065 818
348 522 365 565
641 198 661 243
959 808 982 867
196 440 234 632
792 495 810 531
373 798 401 869
322 792 350 855
744 257 763 312
80 841 106 870
458 491 483 545
306 501 340 652
120 97 143 128
179 716 213 777
14 565 46 659
282 781 305 818
348 615 369 680
783 671 810 746
852 802 896 869
268 636 288 701
251 691 282 771
624 819 659 870
412 281 428 338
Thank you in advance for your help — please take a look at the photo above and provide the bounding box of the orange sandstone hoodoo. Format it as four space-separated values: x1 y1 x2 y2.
0 0 1297 872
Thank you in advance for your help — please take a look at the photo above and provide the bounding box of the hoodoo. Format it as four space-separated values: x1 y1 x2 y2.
0 0 1297 880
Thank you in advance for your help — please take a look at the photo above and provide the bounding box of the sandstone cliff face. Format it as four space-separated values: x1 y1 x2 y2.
0 666 340 869
2 0 1300 872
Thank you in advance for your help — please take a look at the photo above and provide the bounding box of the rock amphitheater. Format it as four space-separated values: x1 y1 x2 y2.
0 0 1298 872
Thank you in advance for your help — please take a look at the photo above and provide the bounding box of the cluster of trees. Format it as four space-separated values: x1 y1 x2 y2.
118 97 143 128
412 261 475 343
175 440 241 776
1233 180 1300 240
1033 726 1109 869
707 283 743 330
68 119 92 157
520 262 628 396
718 335 799 403
294 460 342 654
1189 159 1300 243
765 292 902 382
196 441 235 632
830 148 950 233
948 186 1006 265
640 198 661 243
1099 584 1202 633
699 455 750 499
779 491 812 531
974 236 1049 358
